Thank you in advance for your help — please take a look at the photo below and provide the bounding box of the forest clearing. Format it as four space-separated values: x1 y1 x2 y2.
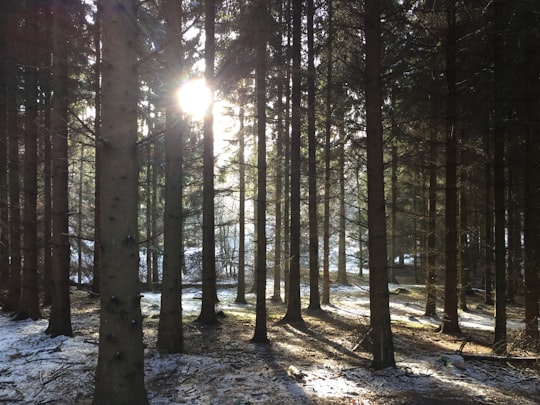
1 274 539 405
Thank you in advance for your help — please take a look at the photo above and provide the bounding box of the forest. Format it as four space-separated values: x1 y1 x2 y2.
0 0 539 404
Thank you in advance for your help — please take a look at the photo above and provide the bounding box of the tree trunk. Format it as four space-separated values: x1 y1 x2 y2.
40 4 53 307
272 86 283 303
283 0 292 306
522 2 539 341
493 0 507 354
271 1 286 304
92 4 102 295
336 123 348 285
46 0 73 337
157 0 184 354
236 101 247 304
197 0 218 324
18 4 41 321
145 143 153 290
442 0 460 334
322 0 333 306
458 132 469 312
0 8 9 291
6 16 21 312
483 128 494 305
389 143 398 284
364 0 395 370
252 0 269 343
307 0 320 311
93 0 148 402
424 115 437 318
282 0 303 324
151 142 159 285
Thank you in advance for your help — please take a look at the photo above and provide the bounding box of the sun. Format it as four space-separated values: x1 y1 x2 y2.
177 78 212 120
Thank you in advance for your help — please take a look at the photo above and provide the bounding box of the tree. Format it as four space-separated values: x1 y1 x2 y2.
0 2 9 293
492 0 506 354
522 1 540 341
197 0 218 325
18 1 42 321
364 0 395 370
425 82 439 318
5 5 21 313
157 0 184 354
252 0 269 344
235 100 247 305
46 0 73 337
322 0 333 306
281 0 303 324
93 0 148 402
441 0 460 334
307 0 321 311
92 2 102 295
336 122 348 286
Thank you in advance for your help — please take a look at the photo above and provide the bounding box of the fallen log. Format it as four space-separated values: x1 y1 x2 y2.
455 353 539 364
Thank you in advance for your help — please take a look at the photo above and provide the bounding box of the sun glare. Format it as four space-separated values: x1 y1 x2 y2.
177 78 212 120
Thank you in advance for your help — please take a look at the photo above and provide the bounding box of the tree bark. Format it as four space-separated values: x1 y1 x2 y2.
307 0 320 311
442 0 460 334
364 0 395 370
493 0 507 353
6 12 21 313
236 101 247 304
46 0 73 337
93 0 148 402
157 0 184 354
18 3 41 321
197 0 218 324
92 3 102 295
252 0 269 343
322 0 333 305
0 5 9 291
282 0 303 324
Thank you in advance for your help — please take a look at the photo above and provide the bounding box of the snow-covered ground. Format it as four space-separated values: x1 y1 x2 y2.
1 280 539 404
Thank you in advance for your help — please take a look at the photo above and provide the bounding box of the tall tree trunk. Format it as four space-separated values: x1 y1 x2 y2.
92 3 102 295
197 0 218 324
252 0 269 343
283 0 292 305
282 0 303 324
389 143 398 284
506 156 518 304
522 3 539 341
272 82 284 303
93 0 148 402
364 0 395 370
0 8 9 292
483 127 494 305
158 0 184 354
40 4 53 307
18 4 41 321
458 132 469 312
322 0 333 305
151 142 159 285
6 17 21 312
425 118 438 317
442 0 460 334
236 101 247 304
307 0 320 311
46 0 73 337
77 147 84 286
145 143 153 290
493 0 507 354
336 123 348 285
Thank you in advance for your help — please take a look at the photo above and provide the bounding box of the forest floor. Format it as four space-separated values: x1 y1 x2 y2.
1 273 539 404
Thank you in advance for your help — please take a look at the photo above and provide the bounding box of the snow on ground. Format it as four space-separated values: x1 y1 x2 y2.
1 280 539 404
